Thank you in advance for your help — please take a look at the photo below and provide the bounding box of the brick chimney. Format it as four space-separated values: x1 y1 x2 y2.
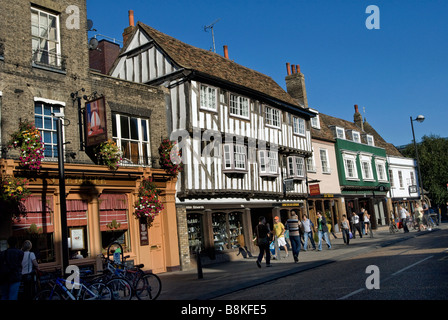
223 45 229 59
89 39 120 75
353 104 364 131
122 10 135 45
285 63 308 108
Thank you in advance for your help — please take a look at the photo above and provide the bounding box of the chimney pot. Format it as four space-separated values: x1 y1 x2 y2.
129 10 135 27
223 45 229 59
292 65 297 74
286 63 291 76
354 104 359 113
296 65 301 73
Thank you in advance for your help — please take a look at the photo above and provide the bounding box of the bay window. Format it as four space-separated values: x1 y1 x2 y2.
287 156 305 179
223 143 247 172
258 150 279 176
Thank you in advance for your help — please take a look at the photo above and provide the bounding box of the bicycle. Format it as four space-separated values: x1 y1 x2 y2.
389 220 399 233
103 242 162 300
34 270 112 301
425 214 437 230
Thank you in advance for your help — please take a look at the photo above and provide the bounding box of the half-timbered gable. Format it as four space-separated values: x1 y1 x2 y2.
110 20 316 267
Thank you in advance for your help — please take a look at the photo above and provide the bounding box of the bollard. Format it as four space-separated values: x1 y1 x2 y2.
196 248 203 279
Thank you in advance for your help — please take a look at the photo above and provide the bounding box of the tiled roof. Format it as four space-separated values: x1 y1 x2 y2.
318 112 404 157
136 22 302 108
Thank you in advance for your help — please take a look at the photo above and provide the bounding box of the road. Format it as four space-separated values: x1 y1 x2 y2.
215 228 448 300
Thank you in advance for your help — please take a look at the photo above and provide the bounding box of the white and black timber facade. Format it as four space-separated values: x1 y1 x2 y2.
110 21 317 268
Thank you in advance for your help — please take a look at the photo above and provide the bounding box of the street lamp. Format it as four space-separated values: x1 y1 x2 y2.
410 115 425 201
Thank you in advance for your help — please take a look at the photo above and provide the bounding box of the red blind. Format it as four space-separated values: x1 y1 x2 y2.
67 200 88 227
12 195 54 233
99 193 128 231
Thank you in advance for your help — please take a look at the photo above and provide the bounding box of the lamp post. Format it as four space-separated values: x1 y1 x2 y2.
410 115 425 201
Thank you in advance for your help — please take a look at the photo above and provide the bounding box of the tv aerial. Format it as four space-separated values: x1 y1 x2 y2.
204 18 220 53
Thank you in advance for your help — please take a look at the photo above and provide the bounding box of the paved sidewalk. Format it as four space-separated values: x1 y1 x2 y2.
157 223 447 300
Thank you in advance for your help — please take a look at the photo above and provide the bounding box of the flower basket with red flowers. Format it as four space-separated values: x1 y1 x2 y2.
158 139 182 176
134 177 164 227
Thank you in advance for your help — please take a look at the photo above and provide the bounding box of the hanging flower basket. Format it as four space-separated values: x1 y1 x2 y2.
96 139 122 171
158 139 182 176
134 177 164 227
0 176 30 218
8 120 45 171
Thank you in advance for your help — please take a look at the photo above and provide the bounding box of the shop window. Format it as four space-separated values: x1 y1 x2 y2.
212 212 244 251
67 200 88 259
12 195 55 263
99 193 130 253
187 213 204 253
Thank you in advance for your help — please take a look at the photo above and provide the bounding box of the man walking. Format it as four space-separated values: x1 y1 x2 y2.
351 212 362 238
399 205 410 233
286 212 301 263
301 213 316 251
316 211 332 251
273 216 289 259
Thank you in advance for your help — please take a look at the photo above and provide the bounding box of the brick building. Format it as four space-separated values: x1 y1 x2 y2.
0 0 180 273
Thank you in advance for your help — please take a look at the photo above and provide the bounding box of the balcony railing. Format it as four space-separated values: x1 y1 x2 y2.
32 48 66 71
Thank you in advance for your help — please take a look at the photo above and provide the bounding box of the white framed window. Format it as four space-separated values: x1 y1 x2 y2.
389 169 394 187
223 143 247 172
293 116 306 136
342 152 358 180
311 114 320 129
258 150 279 176
352 131 361 143
200 84 218 111
229 94 249 118
398 170 404 188
366 134 375 146
112 113 151 166
375 158 387 182
265 106 281 128
306 149 316 172
31 7 61 69
335 126 345 139
409 171 416 186
34 99 65 158
319 149 330 174
359 154 374 180
287 156 305 179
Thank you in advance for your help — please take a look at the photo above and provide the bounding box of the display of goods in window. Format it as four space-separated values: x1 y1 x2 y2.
7 120 45 170
134 177 164 227
158 139 182 176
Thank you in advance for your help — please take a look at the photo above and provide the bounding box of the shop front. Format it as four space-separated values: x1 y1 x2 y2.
0 159 179 274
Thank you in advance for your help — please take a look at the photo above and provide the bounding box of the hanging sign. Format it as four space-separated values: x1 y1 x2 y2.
85 96 107 147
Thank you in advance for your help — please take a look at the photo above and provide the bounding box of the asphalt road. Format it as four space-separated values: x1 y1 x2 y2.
215 228 448 300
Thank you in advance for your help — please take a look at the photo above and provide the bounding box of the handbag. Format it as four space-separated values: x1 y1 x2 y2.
349 231 353 239
397 221 403 229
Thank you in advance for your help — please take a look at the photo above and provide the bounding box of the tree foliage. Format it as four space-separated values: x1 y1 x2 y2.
401 135 448 206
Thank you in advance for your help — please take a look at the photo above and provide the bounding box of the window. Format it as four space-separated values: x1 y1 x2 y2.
389 169 395 187
352 131 361 143
265 106 281 128
229 94 249 118
311 114 320 129
100 193 130 253
335 127 345 139
31 7 61 69
410 171 416 186
258 150 279 176
112 114 151 166
398 170 404 188
319 149 330 174
366 135 375 146
34 99 64 158
200 85 217 111
287 156 305 179
362 161 373 180
342 152 358 180
375 159 387 182
306 149 316 172
293 116 306 136
212 212 244 251
223 143 247 172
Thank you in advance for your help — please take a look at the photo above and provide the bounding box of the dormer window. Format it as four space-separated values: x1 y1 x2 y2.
335 126 345 139
366 134 374 146
352 131 361 143
310 114 320 129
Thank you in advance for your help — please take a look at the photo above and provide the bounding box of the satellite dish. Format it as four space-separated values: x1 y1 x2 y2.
87 19 95 31
89 37 99 50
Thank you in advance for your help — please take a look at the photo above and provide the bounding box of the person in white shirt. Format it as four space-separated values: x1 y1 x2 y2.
398 205 410 233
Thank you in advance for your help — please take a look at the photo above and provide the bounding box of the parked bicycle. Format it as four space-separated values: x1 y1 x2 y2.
389 219 399 233
34 269 112 301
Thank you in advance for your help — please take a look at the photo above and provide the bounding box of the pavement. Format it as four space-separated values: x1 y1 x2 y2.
156 222 448 300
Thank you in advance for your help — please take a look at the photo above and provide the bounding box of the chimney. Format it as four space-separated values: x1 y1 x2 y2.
223 45 229 59
285 63 308 108
353 104 364 131
89 39 120 75
122 10 136 45
286 63 291 76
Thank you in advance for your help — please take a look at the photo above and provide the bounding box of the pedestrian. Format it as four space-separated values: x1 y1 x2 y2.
21 240 39 300
286 212 301 263
351 212 362 238
273 216 289 259
255 216 272 268
0 236 24 300
414 202 425 232
316 211 331 251
340 214 351 245
301 213 316 251
398 205 409 233
362 208 371 236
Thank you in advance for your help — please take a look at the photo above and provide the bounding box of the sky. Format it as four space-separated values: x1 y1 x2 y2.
86 0 448 147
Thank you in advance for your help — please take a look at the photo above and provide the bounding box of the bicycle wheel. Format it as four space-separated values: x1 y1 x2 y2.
135 273 161 300
82 282 112 300
34 289 62 300
106 278 132 300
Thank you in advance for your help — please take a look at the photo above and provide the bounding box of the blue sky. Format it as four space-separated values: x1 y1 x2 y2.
86 0 448 146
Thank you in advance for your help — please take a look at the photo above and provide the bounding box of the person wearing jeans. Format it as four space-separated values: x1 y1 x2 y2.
286 211 301 263
316 211 332 251
302 214 316 251
0 237 24 300
255 216 272 268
